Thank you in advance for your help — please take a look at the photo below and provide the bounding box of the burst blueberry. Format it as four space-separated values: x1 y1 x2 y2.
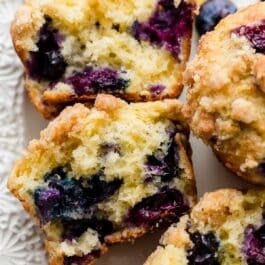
66 67 129 96
243 224 265 265
126 188 189 226
196 0 237 35
27 16 67 81
187 231 220 265
132 0 194 58
234 21 265 54
34 168 123 223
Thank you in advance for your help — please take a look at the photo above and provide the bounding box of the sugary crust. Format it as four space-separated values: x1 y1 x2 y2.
11 0 196 118
25 78 66 119
8 95 196 265
10 0 43 61
183 2 265 185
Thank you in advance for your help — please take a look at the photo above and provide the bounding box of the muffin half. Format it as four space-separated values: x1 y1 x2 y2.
8 95 196 265
11 0 196 118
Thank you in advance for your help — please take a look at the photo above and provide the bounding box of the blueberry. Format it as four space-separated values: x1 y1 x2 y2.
131 0 194 58
64 250 101 265
84 174 123 204
145 132 181 182
233 22 265 54
34 168 123 223
34 187 61 221
243 224 265 265
196 0 237 35
66 67 129 96
187 232 220 265
126 188 189 227
27 16 67 81
35 177 96 222
62 218 114 241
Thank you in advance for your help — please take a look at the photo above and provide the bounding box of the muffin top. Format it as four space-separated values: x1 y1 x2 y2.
184 2 265 184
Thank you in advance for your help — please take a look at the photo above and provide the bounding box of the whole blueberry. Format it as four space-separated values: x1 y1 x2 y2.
187 232 220 265
196 0 237 35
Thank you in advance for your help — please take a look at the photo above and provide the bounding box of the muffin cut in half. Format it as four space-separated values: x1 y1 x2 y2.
11 0 196 118
184 2 265 185
8 95 196 265
145 188 265 265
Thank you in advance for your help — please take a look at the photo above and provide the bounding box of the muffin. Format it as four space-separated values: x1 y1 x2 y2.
11 0 196 118
8 95 196 265
183 2 265 185
145 188 265 265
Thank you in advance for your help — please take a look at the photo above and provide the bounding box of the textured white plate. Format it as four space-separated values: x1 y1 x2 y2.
0 0 259 264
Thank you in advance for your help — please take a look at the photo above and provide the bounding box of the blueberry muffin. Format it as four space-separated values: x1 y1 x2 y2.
183 2 265 185
145 188 265 265
11 0 196 119
8 95 196 265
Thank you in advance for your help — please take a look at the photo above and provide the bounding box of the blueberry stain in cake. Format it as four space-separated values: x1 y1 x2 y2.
243 224 265 264
34 168 123 223
145 132 181 183
196 0 237 35
257 161 265 176
131 0 194 58
126 187 189 227
62 218 114 241
27 16 67 81
149 85 166 96
234 21 265 54
66 67 130 96
187 231 220 265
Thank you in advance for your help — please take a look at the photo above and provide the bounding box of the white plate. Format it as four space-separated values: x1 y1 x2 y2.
0 0 259 264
